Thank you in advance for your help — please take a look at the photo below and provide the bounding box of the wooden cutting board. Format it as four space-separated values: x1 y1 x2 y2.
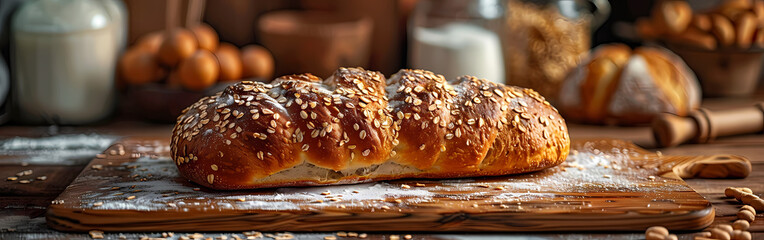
46 138 750 232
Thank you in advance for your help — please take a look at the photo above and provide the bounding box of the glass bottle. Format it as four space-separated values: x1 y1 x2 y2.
11 0 125 124
409 0 507 84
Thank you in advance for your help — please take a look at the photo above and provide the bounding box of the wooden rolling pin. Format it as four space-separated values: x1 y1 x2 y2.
652 103 764 147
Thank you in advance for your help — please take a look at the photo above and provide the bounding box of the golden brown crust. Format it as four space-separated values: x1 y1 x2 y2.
711 13 736 47
580 44 631 122
652 0 693 35
559 44 701 125
172 68 569 189
633 48 689 117
385 70 453 170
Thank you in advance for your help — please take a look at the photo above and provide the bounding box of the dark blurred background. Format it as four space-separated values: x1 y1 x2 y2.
0 0 759 126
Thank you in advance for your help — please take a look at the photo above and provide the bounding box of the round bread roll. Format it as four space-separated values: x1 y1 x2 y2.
652 0 693 35
171 68 570 189
558 44 701 125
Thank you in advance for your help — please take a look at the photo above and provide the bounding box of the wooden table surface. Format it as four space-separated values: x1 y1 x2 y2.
1 97 763 240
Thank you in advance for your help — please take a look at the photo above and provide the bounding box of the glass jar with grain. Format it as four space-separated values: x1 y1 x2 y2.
504 0 609 102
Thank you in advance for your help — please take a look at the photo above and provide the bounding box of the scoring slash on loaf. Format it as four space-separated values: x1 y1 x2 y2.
171 68 570 189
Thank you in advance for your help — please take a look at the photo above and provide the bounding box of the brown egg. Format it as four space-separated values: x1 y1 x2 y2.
214 43 243 81
191 24 219 52
241 45 274 80
158 28 198 67
178 49 219 91
119 48 165 85
134 31 164 53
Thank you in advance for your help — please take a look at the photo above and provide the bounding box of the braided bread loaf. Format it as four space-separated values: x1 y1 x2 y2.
171 68 569 189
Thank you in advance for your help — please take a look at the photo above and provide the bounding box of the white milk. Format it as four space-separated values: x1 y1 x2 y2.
411 22 505 83
12 0 119 124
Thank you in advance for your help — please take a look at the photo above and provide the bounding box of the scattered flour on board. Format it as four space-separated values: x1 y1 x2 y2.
0 134 116 165
84 141 689 211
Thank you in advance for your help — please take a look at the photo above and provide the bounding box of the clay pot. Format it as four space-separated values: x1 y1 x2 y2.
259 11 373 78
668 44 764 97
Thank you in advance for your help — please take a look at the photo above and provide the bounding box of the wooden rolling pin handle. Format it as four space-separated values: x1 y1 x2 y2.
652 110 708 147
653 103 764 147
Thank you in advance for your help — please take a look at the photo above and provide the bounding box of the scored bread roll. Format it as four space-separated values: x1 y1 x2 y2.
559 44 701 125
579 44 631 122
692 14 712 31
666 26 718 50
716 0 754 18
711 13 736 47
652 0 693 35
734 12 757 48
638 0 764 50
171 68 570 189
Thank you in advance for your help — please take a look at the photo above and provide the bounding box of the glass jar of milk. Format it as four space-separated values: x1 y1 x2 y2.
11 0 124 124
409 0 506 84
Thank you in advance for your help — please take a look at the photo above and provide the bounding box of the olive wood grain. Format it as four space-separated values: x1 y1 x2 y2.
46 137 747 232
662 155 752 179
